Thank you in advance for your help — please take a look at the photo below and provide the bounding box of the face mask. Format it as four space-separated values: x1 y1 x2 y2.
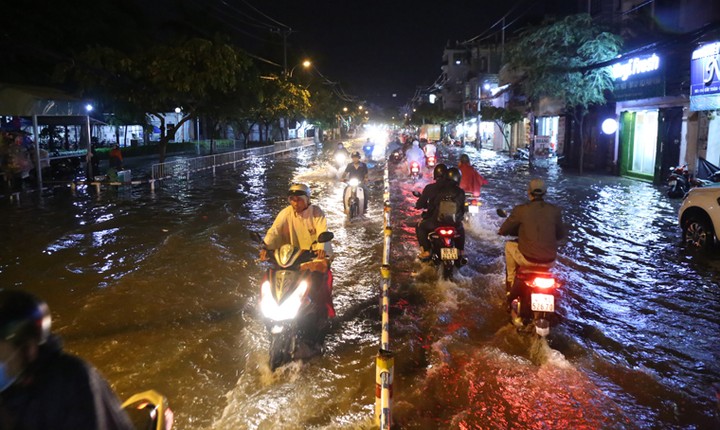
0 350 19 392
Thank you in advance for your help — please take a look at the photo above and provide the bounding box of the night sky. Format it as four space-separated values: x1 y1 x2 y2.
1 0 571 110
209 0 569 108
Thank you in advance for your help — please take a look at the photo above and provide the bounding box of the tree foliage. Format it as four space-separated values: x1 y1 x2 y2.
507 13 622 111
62 37 256 161
410 102 460 126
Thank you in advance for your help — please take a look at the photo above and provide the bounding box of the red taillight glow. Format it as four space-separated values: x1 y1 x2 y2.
439 228 455 236
532 277 556 289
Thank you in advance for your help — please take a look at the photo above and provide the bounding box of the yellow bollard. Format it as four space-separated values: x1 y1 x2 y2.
374 349 394 428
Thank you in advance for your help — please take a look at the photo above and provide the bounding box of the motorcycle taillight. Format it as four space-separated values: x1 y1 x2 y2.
438 228 455 236
531 277 556 289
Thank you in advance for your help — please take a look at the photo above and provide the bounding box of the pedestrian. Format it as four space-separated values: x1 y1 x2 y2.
0 289 134 430
108 144 123 171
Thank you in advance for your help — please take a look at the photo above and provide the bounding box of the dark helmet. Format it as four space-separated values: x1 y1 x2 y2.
459 154 470 164
433 163 448 180
351 151 361 159
447 167 462 184
0 290 51 346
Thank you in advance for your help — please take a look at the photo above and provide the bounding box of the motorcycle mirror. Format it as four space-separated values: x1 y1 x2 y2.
249 231 263 243
122 390 172 430
412 191 421 198
317 231 334 243
496 208 508 218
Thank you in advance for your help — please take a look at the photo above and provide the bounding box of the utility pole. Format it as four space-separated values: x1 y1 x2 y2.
272 27 293 76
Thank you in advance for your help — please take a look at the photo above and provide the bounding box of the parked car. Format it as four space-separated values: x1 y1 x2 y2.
678 184 720 251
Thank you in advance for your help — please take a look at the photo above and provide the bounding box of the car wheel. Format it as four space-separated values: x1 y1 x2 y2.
683 215 716 250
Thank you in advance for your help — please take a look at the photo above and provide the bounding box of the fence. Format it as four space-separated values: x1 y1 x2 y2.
151 138 316 181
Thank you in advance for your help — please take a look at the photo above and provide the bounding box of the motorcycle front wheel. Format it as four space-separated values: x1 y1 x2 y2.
269 330 295 371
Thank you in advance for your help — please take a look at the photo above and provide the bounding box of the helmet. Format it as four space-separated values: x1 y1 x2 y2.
337 142 345 148
447 167 462 184
433 163 448 180
412 140 419 146
0 290 51 346
288 183 310 197
528 178 547 197
351 151 361 159
459 154 470 164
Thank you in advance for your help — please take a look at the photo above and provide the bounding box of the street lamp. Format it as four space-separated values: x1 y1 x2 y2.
343 107 348 112
288 60 311 77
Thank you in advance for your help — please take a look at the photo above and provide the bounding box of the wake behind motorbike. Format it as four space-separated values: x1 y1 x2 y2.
343 177 366 220
122 390 173 430
252 231 335 371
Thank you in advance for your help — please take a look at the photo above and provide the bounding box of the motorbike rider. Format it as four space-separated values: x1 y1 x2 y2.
458 153 488 197
260 183 335 317
342 151 369 213
0 289 135 430
415 165 467 264
498 178 565 307
423 140 437 159
405 140 425 172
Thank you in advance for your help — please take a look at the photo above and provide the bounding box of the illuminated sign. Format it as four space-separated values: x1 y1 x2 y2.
612 54 660 81
690 41 720 111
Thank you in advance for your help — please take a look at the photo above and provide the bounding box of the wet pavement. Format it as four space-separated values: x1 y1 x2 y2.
0 142 718 429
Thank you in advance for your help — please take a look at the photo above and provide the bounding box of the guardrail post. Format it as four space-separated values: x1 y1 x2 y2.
375 349 394 429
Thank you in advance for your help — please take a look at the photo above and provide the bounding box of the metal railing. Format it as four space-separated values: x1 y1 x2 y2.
151 138 315 181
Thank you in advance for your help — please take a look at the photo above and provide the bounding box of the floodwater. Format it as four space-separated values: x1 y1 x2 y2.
0 142 718 429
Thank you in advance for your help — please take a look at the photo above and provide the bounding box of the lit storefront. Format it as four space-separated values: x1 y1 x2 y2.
613 52 687 182
689 41 720 173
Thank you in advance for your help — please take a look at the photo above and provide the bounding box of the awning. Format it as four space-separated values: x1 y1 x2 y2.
0 83 85 116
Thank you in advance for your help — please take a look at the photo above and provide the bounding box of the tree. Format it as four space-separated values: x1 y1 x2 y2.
249 77 311 143
480 106 525 150
506 14 622 173
62 37 255 162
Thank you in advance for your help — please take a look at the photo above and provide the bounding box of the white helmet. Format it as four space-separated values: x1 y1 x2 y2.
288 183 310 204
412 140 419 146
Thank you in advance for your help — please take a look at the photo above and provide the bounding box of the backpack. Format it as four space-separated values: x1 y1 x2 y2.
436 193 459 223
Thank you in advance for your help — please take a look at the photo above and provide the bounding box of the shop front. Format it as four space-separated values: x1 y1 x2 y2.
613 52 687 183
690 40 720 174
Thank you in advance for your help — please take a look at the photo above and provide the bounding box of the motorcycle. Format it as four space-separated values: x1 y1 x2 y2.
425 154 437 169
389 148 404 164
363 143 374 161
413 191 464 280
343 178 365 220
334 151 348 170
408 160 422 181
514 145 530 160
252 231 335 371
497 209 560 337
464 192 482 220
122 390 173 430
667 165 691 198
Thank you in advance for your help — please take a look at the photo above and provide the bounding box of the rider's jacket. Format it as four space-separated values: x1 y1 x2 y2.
458 163 488 197
424 143 437 157
498 198 564 263
405 145 425 165
264 204 333 257
344 162 368 181
0 335 134 430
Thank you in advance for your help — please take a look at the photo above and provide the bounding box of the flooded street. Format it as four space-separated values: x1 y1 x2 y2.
1 143 718 429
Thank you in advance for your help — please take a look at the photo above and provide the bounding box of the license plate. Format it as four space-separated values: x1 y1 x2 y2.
531 293 554 312
468 205 479 214
440 247 458 260
668 180 676 186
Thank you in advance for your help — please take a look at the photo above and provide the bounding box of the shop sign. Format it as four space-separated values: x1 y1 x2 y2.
612 53 665 101
690 41 720 111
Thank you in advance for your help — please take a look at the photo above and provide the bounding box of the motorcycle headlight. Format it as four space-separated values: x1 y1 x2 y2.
348 178 360 187
335 153 346 164
260 280 309 321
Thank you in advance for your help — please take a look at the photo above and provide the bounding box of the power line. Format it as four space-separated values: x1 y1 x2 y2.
239 0 291 30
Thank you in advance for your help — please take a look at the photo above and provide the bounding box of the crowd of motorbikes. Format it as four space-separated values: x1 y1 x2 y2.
248 136 562 375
